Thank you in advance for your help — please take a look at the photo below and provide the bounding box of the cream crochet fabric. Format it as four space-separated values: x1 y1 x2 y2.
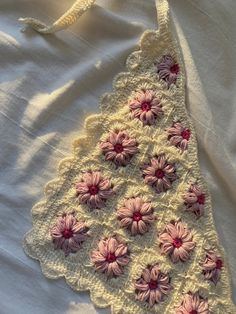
22 1 236 313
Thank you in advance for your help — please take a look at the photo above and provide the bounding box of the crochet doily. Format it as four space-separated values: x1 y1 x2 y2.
23 1 236 313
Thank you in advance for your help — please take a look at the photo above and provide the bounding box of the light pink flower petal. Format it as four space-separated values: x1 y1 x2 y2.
76 182 89 193
140 203 152 215
149 290 157 307
108 262 123 276
142 268 151 282
142 214 154 223
137 290 150 303
161 242 174 255
150 265 160 281
131 221 138 235
107 237 118 253
135 282 149 291
116 256 130 266
115 243 128 257
137 220 148 234
98 240 108 257
165 223 178 238
120 217 133 227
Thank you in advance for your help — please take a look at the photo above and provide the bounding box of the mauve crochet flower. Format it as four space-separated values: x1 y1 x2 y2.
142 154 177 194
50 213 89 256
201 250 223 285
176 292 209 314
91 237 130 277
129 90 163 125
117 197 155 235
159 221 195 263
76 171 113 209
183 184 206 218
100 130 138 166
135 264 171 307
167 122 191 151
156 55 180 86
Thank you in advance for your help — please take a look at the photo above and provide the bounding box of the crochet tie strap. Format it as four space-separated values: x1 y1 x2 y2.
19 0 168 35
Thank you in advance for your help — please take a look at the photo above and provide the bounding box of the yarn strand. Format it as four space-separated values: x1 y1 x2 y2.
19 0 96 34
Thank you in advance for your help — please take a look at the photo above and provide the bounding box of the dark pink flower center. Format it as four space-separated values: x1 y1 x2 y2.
197 194 205 205
62 228 73 239
114 143 124 153
106 252 116 263
155 169 165 179
170 63 179 75
149 280 158 290
173 238 183 248
216 259 223 269
141 101 151 112
88 185 99 195
189 311 198 314
133 212 142 222
181 129 191 140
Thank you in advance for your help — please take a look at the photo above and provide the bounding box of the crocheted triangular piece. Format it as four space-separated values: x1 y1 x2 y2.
23 1 236 313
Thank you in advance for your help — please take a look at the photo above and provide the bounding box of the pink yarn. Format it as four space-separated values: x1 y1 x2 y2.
201 250 223 285
129 89 163 125
50 213 89 256
159 221 195 263
142 154 177 193
183 184 206 218
91 237 130 277
117 197 154 235
156 55 180 86
167 122 191 151
76 171 113 209
100 130 138 166
135 264 171 307
176 292 209 314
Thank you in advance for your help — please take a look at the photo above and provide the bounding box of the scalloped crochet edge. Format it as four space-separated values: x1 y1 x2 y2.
23 3 236 314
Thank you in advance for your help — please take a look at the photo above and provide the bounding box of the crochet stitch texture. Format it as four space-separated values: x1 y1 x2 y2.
23 1 236 313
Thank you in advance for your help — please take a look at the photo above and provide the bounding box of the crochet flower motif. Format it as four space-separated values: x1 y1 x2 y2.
142 154 177 194
159 221 195 263
117 197 155 236
200 250 223 285
183 184 206 218
129 90 163 125
176 292 209 314
50 213 89 256
100 130 138 167
76 171 113 209
135 264 171 307
91 237 130 277
167 122 191 151
156 55 180 86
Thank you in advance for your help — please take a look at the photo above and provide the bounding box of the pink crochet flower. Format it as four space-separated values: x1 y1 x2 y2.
167 122 191 151
142 154 177 193
100 130 138 167
176 292 209 314
183 184 206 218
117 197 155 235
129 90 163 125
76 171 113 209
50 213 89 256
135 264 171 307
156 55 180 86
159 221 195 263
201 250 223 285
91 237 130 277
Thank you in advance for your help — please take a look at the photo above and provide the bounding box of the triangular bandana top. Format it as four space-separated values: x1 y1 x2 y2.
22 1 236 313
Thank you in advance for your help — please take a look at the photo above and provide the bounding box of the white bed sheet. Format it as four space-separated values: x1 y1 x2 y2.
0 1 235 313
